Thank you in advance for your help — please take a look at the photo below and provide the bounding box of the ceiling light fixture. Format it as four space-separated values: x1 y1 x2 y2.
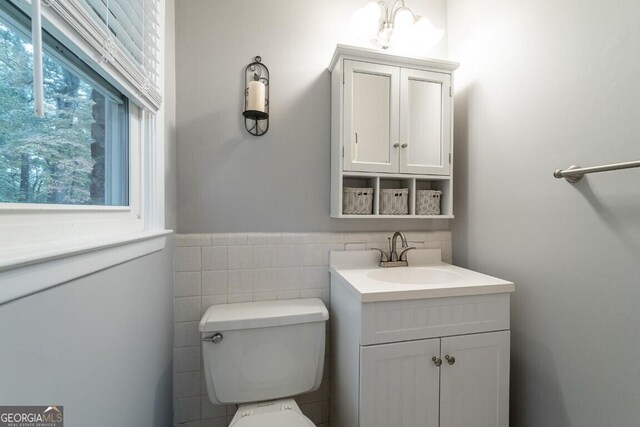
351 0 444 54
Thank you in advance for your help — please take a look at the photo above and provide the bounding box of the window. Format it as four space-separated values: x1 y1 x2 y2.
0 7 128 206
0 0 168 305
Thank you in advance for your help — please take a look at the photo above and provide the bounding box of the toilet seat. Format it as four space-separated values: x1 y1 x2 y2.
231 410 315 427
229 399 315 427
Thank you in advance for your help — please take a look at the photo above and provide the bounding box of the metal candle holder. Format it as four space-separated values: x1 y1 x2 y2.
242 56 269 136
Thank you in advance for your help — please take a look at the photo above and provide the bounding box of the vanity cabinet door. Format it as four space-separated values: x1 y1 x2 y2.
399 68 451 175
360 339 440 427
440 331 510 427
344 60 400 173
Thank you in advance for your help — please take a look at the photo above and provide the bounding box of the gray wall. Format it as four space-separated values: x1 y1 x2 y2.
448 0 640 425
175 0 449 233
0 248 174 427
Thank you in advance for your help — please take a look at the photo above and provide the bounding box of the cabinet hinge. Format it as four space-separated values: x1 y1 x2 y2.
449 153 452 164
449 87 452 97
342 147 345 158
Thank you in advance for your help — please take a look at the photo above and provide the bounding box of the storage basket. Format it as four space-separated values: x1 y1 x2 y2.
380 188 409 215
343 187 374 215
416 190 443 215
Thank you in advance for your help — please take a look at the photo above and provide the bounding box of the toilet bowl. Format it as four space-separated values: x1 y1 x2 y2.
199 298 329 427
229 398 315 427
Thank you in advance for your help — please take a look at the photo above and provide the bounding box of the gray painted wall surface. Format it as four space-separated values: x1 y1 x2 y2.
175 0 449 233
448 1 640 425
0 247 174 427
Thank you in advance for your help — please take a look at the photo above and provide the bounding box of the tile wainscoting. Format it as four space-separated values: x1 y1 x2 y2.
173 231 452 427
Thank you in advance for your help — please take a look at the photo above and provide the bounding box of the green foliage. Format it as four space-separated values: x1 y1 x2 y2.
0 20 101 205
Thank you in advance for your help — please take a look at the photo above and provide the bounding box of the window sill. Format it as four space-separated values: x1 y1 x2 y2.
0 229 172 305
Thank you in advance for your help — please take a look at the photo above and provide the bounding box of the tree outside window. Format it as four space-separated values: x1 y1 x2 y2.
0 15 128 206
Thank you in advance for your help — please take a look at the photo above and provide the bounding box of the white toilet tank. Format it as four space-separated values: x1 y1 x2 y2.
199 298 329 405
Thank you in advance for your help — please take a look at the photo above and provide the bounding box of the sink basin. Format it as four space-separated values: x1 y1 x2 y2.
367 267 463 285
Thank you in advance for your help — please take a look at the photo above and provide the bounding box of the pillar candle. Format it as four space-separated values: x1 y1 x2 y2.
247 80 266 112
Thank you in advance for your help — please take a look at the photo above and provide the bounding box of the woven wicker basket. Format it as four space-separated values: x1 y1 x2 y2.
343 187 373 215
380 188 409 215
416 190 442 215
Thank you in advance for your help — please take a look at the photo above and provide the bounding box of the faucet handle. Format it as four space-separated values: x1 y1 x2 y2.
398 247 416 262
371 248 389 262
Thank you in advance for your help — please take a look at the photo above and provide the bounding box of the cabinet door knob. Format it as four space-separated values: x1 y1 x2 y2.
401 143 408 148
393 142 400 148
432 356 442 367
445 355 455 365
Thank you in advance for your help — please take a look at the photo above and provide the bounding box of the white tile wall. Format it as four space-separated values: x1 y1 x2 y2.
173 231 452 427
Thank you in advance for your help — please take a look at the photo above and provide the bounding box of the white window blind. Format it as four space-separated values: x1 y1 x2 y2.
81 0 160 86
18 0 163 111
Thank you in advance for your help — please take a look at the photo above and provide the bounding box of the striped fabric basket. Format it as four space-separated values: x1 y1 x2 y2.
416 190 443 215
380 188 409 215
343 187 373 215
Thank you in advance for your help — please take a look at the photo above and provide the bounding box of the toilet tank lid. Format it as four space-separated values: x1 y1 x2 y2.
199 298 329 332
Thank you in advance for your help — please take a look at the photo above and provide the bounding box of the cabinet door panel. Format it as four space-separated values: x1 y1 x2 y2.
360 339 440 427
440 331 510 427
400 68 451 175
344 60 400 173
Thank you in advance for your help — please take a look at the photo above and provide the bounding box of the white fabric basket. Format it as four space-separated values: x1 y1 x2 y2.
416 190 443 215
343 187 373 215
380 188 409 215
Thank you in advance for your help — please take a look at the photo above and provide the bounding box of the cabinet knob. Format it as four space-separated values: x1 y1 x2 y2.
445 355 455 365
432 356 442 367
401 143 408 148
393 143 400 148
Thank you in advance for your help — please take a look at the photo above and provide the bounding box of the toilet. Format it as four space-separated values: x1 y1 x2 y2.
199 298 329 426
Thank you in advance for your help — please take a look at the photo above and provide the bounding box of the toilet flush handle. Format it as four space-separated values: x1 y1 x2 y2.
203 332 223 344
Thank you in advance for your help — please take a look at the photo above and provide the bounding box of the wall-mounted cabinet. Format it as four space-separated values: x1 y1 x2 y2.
330 45 459 218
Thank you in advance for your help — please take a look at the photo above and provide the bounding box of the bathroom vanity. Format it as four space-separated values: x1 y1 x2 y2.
330 249 514 427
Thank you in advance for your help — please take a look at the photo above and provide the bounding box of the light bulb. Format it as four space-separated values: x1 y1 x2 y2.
363 2 382 23
351 3 382 41
412 17 444 52
393 8 414 32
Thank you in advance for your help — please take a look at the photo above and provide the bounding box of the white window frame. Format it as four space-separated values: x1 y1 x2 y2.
0 0 170 305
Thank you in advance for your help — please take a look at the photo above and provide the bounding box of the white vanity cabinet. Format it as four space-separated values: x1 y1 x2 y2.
330 268 512 427
358 331 510 427
330 45 459 218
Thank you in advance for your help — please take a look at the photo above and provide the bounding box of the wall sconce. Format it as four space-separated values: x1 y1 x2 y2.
243 56 270 136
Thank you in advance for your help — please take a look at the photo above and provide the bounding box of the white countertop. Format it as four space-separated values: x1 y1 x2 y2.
330 249 515 302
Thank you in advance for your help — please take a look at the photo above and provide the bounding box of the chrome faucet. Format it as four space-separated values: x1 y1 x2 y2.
372 232 416 267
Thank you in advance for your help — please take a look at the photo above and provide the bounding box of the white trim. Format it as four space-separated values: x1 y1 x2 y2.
329 44 459 73
0 231 171 305
0 203 131 212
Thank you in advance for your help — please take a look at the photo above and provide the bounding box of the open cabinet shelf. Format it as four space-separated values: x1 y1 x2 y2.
333 173 453 219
